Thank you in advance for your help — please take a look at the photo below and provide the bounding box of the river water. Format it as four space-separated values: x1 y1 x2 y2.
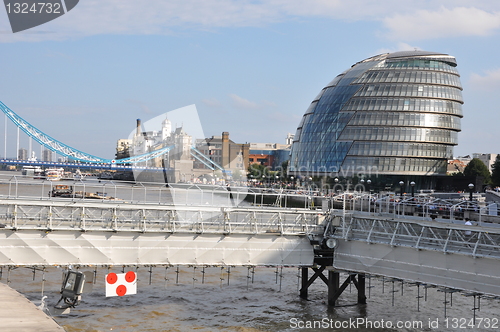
4 265 500 332
0 170 499 331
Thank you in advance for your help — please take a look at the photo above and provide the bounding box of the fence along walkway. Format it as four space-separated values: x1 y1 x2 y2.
0 199 323 267
0 199 323 234
331 213 500 296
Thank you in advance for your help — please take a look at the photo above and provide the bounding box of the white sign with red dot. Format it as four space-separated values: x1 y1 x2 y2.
105 271 137 297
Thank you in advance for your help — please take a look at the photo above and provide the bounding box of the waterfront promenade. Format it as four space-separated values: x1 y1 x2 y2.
0 282 63 331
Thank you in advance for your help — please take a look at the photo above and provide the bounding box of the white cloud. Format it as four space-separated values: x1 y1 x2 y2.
0 0 405 41
202 98 223 108
2 1 500 42
228 93 277 111
229 94 260 110
267 0 342 17
383 7 500 40
376 43 422 55
0 0 438 42
125 99 152 114
470 68 500 90
0 0 286 42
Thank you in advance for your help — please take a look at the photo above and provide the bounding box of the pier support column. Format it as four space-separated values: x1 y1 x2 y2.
357 273 367 304
300 267 308 300
299 267 365 306
328 270 340 306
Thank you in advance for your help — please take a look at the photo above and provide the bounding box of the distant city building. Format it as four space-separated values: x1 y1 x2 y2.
116 139 132 160
18 148 27 160
126 117 194 181
130 118 176 163
42 149 53 162
196 132 249 171
289 50 463 187
248 136 291 170
472 153 497 173
117 118 248 182
447 158 470 174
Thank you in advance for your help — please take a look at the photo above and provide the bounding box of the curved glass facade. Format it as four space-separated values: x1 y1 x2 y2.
289 51 462 176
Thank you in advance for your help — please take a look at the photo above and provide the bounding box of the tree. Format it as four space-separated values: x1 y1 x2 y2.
464 158 491 184
276 160 289 179
491 155 500 187
231 169 243 181
247 163 268 179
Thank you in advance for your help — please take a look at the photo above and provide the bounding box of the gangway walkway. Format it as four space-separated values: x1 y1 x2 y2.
0 198 323 267
2 194 500 298
330 212 500 296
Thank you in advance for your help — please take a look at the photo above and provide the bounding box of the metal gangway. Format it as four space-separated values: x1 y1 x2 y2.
329 212 500 296
2 173 500 300
0 198 324 267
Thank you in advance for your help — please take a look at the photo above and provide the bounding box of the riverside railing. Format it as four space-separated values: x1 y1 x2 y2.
0 173 333 209
1 174 497 222
0 199 325 235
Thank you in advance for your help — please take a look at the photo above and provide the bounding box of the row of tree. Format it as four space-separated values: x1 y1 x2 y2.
458 156 500 188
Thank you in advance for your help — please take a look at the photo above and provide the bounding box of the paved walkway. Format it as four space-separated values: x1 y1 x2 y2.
0 282 64 331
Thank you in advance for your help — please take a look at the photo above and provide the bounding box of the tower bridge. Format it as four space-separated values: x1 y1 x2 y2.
0 101 227 178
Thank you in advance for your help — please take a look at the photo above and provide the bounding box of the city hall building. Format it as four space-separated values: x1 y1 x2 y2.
289 51 463 188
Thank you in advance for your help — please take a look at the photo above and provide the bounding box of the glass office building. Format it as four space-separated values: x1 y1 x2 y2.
289 51 462 180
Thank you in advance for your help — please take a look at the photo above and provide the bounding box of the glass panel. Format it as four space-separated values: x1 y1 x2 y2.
348 112 461 130
342 98 463 116
354 84 463 103
353 70 462 89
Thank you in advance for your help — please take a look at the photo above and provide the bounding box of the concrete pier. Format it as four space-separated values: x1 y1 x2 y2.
0 282 64 331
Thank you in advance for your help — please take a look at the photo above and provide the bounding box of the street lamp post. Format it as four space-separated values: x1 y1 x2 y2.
359 179 365 212
468 183 474 201
410 181 415 198
399 181 404 198
333 177 341 197
367 179 371 193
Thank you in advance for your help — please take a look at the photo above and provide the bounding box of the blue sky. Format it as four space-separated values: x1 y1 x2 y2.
1 0 500 159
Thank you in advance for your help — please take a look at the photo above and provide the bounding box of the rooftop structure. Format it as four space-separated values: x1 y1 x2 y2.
248 135 293 170
195 132 249 171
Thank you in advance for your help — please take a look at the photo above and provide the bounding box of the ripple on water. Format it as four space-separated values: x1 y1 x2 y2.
4 264 500 332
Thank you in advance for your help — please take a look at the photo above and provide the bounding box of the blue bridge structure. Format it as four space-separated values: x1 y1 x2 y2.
0 101 223 172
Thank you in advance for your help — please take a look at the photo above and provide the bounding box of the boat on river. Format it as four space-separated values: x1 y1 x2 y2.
45 168 64 181
21 165 44 178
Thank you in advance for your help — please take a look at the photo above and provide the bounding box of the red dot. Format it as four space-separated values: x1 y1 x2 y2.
116 285 127 296
125 271 136 283
106 273 118 284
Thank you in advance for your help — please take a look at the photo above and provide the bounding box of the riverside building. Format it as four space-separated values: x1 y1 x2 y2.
289 50 463 189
